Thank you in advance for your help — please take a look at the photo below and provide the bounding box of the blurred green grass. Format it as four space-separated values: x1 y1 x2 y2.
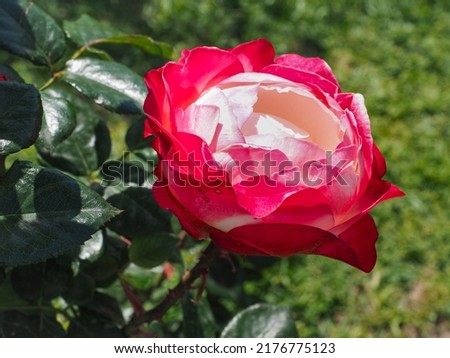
38 0 450 337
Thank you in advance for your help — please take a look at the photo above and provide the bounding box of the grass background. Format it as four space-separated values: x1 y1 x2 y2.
33 0 450 337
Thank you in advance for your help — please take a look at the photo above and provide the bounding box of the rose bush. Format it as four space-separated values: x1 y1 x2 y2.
144 39 404 272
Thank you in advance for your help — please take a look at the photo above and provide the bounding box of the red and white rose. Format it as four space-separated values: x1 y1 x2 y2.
144 39 404 272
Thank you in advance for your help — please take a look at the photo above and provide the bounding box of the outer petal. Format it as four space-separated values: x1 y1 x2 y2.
144 67 168 135
210 214 378 272
275 54 340 89
318 214 379 272
262 64 339 96
162 47 244 110
232 38 276 71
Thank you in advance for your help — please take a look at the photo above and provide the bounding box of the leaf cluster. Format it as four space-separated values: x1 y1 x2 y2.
0 1 295 337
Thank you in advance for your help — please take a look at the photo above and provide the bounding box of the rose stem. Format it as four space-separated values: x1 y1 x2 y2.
124 241 222 335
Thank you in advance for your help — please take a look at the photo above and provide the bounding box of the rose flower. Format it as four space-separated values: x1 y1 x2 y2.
144 39 404 272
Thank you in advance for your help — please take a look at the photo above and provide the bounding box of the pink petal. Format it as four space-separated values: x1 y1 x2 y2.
144 68 169 134
337 93 374 190
263 189 335 231
162 47 244 110
275 54 340 89
210 223 337 256
196 87 246 151
318 214 379 272
175 104 220 145
232 175 299 218
210 216 378 272
232 39 276 71
262 64 339 96
372 143 387 179
152 180 207 238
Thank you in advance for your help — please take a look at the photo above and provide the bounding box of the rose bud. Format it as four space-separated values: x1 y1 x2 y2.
144 39 404 272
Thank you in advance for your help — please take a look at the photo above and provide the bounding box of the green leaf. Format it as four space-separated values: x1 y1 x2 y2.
0 282 29 310
0 64 24 82
0 161 119 266
63 272 95 306
64 14 172 58
37 95 111 176
0 0 66 66
11 260 72 303
0 81 42 156
0 311 65 338
182 292 203 338
84 292 124 324
120 264 160 291
182 292 216 338
36 89 76 151
104 186 171 238
220 303 298 338
101 158 150 186
62 58 146 114
126 118 153 151
129 233 178 269
68 309 124 338
101 35 173 58
63 14 122 45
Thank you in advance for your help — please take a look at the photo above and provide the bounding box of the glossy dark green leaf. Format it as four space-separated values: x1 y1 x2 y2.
120 264 160 291
0 311 65 338
84 292 124 324
79 249 119 287
63 14 122 45
62 58 146 114
220 303 298 338
129 233 178 269
0 161 119 266
17 0 66 65
182 292 216 338
0 282 29 310
11 260 72 303
182 292 203 338
36 89 76 151
0 0 65 66
63 272 95 306
101 159 149 186
0 81 42 156
37 99 111 176
63 14 172 58
126 118 153 151
0 64 24 82
68 309 124 338
104 186 171 238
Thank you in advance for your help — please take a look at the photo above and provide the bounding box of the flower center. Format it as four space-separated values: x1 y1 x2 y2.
243 84 342 151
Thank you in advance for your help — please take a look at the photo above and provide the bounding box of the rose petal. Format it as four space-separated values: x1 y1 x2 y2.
195 87 246 151
232 38 276 71
275 54 340 89
262 64 340 96
144 68 169 135
337 93 374 190
210 223 337 256
210 216 378 272
162 47 244 110
175 104 220 145
318 214 379 272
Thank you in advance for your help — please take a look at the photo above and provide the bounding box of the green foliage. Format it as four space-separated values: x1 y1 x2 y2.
0 0 66 66
1 0 448 338
0 81 42 155
221 303 298 338
62 58 146 114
